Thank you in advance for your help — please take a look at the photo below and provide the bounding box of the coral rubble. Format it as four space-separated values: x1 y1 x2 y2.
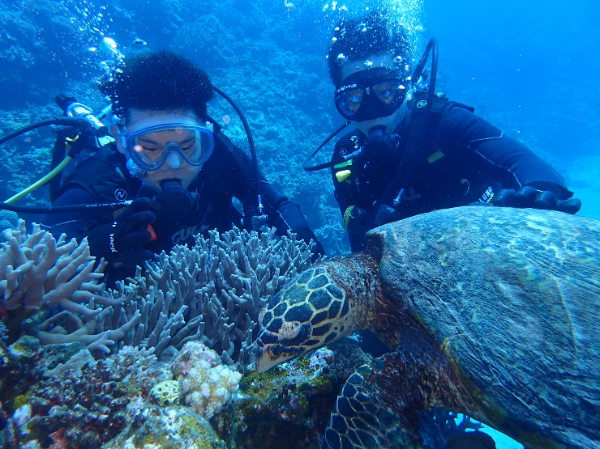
105 406 226 449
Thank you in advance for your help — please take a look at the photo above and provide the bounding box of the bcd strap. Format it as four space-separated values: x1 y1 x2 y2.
377 93 474 213
377 93 443 210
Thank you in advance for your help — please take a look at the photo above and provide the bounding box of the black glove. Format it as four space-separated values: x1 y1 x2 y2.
373 203 401 227
86 197 157 268
492 186 581 214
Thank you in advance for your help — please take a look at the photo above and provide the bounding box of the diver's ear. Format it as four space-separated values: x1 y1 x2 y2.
110 114 127 154
110 124 126 154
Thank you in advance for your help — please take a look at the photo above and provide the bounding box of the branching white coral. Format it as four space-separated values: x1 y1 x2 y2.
1 221 317 362
98 227 320 369
0 220 139 352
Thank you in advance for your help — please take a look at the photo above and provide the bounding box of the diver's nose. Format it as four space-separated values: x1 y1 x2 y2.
165 149 182 169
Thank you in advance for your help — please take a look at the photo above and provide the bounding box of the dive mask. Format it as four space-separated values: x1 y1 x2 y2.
335 68 408 122
120 122 214 171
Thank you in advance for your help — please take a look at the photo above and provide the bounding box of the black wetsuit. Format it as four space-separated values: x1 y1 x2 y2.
43 131 324 281
331 96 573 252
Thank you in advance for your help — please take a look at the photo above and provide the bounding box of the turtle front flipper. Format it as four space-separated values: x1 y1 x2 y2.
325 318 479 449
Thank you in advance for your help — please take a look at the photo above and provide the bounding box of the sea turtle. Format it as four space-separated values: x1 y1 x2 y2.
255 206 600 449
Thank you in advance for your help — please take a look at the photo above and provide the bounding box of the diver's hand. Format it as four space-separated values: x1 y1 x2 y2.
373 203 401 227
86 198 157 268
492 186 581 214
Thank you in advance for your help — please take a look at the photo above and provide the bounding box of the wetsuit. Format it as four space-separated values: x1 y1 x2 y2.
43 131 324 281
331 96 574 252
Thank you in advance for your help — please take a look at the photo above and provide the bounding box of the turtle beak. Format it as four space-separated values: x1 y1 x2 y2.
255 347 279 374
254 343 304 373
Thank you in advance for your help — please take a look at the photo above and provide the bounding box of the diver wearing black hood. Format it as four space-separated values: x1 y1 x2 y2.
326 12 581 252
42 50 324 283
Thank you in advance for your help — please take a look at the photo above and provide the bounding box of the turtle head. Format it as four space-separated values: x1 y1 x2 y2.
255 265 355 373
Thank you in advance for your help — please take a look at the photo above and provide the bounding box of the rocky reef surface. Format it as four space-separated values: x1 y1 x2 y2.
0 333 373 448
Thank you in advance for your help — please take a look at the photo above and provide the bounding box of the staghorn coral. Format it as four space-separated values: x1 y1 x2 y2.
0 220 139 352
0 220 104 313
0 219 317 368
96 227 319 371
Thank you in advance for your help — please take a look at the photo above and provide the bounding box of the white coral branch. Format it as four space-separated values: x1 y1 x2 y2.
1 221 105 313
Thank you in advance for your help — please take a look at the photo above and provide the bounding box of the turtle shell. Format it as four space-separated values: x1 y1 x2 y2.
368 206 600 447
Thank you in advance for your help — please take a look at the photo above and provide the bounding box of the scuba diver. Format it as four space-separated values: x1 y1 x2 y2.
37 50 325 282
308 11 581 252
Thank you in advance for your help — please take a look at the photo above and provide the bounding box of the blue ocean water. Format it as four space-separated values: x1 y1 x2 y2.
1 0 598 447
1 0 599 249
424 0 600 221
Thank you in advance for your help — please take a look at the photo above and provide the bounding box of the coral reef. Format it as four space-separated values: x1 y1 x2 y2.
96 227 318 370
105 405 226 449
213 338 373 449
0 338 248 448
0 337 168 448
0 0 352 255
0 220 138 351
172 341 242 419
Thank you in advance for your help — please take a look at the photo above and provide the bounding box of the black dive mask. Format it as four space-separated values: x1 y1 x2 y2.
362 126 401 166
335 68 408 122
151 179 197 220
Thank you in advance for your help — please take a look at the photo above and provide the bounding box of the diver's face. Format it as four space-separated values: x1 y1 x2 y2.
340 53 406 135
113 109 204 191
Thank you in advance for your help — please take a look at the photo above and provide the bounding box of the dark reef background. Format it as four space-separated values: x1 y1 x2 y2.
0 0 598 255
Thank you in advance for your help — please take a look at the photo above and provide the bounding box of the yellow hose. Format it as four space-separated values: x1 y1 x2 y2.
5 156 73 204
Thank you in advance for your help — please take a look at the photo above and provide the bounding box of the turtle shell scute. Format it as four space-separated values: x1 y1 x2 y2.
279 322 311 346
326 284 344 300
296 269 315 285
267 318 283 333
288 283 310 305
309 289 333 310
262 311 273 327
308 274 329 289
274 302 287 317
328 300 342 319
312 323 331 336
284 303 314 322
311 311 328 325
